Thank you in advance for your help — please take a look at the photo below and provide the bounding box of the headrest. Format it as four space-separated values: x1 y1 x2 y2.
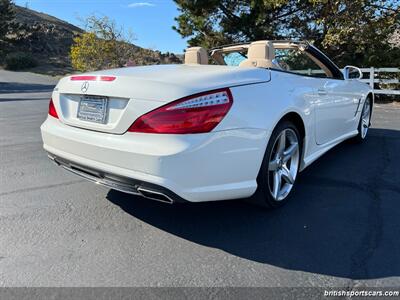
239 41 275 68
184 47 208 65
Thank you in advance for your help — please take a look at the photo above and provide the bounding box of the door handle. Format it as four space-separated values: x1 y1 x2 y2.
317 88 327 95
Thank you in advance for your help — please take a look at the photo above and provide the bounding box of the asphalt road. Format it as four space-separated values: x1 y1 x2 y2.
1 71 400 290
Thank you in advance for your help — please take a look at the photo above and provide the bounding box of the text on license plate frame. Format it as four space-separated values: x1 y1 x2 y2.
77 95 109 124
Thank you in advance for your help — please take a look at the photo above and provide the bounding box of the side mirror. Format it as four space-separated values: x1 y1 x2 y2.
343 65 363 80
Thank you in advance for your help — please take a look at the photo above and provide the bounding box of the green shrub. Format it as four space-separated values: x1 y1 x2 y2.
4 52 37 70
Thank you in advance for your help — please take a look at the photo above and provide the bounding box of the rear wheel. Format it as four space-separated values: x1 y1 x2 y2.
250 120 302 208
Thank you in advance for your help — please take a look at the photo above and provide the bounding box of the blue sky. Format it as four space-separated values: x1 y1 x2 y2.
14 0 188 53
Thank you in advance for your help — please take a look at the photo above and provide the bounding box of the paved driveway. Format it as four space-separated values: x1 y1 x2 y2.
1 71 399 290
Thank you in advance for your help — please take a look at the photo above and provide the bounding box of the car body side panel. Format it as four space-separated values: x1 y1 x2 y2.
224 70 371 172
223 70 321 170
315 78 370 144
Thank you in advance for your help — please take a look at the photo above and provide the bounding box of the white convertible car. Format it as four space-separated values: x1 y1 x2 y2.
41 40 372 208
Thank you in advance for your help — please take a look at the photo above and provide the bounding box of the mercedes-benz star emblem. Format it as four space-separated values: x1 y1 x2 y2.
81 81 89 93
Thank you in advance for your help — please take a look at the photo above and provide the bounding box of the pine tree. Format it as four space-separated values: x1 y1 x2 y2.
0 0 15 41
173 0 400 67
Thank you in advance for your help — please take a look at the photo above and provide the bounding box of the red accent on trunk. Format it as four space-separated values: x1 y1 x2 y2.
70 75 97 81
70 75 116 81
100 76 116 81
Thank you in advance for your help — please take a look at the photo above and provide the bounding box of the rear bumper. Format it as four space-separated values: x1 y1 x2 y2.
47 154 186 203
41 116 269 202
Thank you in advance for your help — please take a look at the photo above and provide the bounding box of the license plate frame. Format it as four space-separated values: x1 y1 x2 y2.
77 95 109 124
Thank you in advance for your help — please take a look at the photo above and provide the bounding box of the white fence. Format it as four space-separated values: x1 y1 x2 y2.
297 67 400 96
359 67 400 96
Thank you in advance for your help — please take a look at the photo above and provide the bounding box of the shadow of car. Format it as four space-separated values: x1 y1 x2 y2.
106 128 400 280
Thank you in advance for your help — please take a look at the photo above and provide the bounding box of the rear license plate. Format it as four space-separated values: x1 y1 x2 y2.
77 96 108 124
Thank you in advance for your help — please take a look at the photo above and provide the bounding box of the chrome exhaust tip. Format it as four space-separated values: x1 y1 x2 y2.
137 187 174 204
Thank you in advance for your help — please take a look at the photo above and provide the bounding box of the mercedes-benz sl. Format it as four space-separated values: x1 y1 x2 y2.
41 40 372 208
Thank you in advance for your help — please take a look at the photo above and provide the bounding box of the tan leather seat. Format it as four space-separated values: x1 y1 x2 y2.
239 41 275 68
184 47 209 65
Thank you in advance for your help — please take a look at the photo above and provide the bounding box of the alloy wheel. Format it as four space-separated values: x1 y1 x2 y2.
268 128 300 201
361 98 371 139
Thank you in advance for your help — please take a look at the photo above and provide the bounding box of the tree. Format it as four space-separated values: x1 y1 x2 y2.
304 0 400 67
0 0 15 41
71 15 137 71
173 0 400 67
71 15 182 72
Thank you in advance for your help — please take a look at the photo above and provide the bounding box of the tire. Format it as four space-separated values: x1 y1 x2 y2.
249 120 302 208
352 97 372 143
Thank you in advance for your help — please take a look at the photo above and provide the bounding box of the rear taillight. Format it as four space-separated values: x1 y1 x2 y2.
128 88 233 134
48 98 59 119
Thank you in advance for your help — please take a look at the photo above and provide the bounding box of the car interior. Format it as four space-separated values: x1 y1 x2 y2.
183 40 338 79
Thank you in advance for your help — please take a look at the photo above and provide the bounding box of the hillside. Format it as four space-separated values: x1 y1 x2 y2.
3 5 182 75
15 6 83 33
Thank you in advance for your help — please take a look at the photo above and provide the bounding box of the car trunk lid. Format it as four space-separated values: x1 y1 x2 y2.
52 64 271 134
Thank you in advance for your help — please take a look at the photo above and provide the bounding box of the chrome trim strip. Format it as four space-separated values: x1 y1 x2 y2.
62 164 142 196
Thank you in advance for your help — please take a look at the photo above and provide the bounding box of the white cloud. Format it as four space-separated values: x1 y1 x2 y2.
128 2 155 8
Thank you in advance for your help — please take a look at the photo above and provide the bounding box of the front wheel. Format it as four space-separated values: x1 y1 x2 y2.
250 120 302 208
353 97 371 143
